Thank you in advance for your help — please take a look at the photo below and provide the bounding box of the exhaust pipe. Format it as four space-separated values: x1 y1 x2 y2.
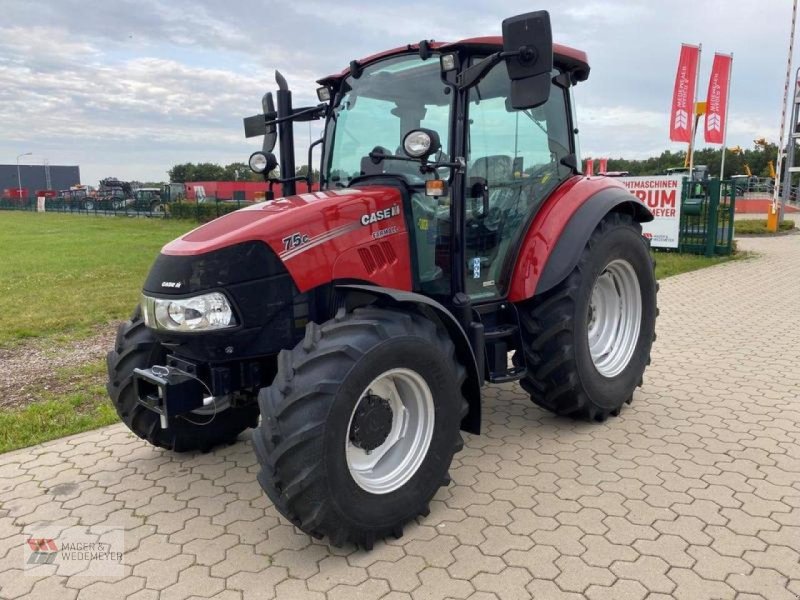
275 71 296 196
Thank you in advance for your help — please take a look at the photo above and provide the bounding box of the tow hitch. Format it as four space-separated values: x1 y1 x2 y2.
133 365 209 428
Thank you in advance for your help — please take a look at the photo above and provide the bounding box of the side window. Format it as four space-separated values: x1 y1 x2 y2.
328 96 400 184
465 64 572 300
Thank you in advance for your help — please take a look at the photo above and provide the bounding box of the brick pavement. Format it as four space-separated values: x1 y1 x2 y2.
0 234 798 600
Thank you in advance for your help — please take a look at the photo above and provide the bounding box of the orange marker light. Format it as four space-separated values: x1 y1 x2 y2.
425 180 447 197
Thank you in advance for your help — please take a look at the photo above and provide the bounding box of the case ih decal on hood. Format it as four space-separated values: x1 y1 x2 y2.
161 186 412 293
360 204 401 226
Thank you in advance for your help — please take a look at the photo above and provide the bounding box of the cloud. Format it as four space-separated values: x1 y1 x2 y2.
1 0 797 184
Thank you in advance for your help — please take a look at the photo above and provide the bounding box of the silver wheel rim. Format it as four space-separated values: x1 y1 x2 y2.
587 259 642 378
346 368 435 495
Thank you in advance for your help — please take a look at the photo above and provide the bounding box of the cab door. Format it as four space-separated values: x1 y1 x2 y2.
463 63 574 301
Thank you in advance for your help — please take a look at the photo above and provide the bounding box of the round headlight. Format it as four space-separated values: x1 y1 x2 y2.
249 152 269 173
403 128 441 159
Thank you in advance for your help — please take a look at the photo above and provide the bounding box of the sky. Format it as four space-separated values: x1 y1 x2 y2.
0 0 797 185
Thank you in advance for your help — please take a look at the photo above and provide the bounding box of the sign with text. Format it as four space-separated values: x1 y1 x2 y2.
619 176 683 248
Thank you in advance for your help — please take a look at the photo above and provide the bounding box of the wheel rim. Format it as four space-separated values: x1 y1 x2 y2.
587 259 642 378
346 368 435 495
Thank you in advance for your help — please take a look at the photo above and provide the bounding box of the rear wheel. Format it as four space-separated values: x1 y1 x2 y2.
106 306 259 451
253 307 467 549
518 212 657 421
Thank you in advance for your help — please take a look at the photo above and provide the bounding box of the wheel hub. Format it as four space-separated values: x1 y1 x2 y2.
345 368 435 495
587 259 642 378
349 392 393 452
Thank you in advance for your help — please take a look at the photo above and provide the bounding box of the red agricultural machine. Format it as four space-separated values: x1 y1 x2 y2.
107 11 657 549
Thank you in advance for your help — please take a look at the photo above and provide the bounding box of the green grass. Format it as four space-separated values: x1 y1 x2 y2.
0 212 195 347
653 250 746 279
0 360 118 454
0 211 751 453
734 219 795 235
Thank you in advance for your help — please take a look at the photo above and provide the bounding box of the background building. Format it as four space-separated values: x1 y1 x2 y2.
0 164 80 193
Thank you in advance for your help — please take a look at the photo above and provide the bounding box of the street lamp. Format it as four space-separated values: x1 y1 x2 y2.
16 152 32 200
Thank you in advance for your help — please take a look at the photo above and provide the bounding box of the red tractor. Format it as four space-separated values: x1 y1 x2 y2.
107 11 657 549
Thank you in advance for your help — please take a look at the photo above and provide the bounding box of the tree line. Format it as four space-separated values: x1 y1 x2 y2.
166 141 780 184
605 140 780 179
167 162 319 183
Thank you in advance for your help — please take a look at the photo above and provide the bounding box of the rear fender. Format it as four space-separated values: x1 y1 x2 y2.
507 177 653 301
336 284 482 435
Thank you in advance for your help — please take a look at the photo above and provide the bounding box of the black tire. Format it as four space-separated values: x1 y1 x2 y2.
518 212 657 421
106 306 259 452
253 307 467 549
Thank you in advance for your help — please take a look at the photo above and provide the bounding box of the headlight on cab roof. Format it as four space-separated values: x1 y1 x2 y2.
141 292 236 332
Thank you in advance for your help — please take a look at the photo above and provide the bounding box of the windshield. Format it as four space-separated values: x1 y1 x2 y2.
324 54 452 187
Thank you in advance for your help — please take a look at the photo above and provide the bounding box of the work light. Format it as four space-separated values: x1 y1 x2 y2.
440 53 457 71
317 86 331 102
249 152 269 173
403 129 440 159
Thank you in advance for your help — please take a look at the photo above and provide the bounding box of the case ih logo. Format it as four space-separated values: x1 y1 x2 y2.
361 204 400 226
27 539 58 565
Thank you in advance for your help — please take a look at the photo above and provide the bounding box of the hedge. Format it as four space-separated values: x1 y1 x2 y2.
167 201 254 222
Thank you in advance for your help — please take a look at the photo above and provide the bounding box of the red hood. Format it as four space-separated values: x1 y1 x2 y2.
162 186 412 293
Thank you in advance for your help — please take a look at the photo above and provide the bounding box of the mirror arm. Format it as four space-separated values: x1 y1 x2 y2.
456 51 503 89
264 104 326 127
456 49 528 90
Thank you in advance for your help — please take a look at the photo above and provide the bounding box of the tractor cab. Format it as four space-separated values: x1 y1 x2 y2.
245 11 587 306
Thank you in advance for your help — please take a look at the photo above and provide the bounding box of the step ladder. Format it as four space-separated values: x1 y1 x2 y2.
480 304 527 384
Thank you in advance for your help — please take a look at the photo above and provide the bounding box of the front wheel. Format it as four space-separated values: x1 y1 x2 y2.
253 307 467 549
518 211 657 421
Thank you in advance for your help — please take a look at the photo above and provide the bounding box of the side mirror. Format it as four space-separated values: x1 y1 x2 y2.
502 11 553 109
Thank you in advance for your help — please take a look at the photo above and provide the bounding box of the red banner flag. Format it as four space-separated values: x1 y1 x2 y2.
584 158 594 176
704 53 733 144
597 158 608 174
670 44 701 142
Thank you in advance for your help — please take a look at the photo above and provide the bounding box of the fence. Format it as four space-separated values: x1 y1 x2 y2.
3 184 739 257
0 196 254 222
678 179 736 256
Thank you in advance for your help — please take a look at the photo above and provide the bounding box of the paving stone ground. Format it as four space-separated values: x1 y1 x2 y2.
1 234 799 600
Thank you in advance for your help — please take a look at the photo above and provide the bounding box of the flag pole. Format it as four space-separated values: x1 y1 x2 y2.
719 53 734 180
772 0 798 226
688 44 703 179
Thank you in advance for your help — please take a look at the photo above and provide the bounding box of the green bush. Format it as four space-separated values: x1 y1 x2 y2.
167 200 253 222
734 219 795 235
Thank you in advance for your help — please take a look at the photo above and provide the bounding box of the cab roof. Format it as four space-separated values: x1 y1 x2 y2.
319 37 589 86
